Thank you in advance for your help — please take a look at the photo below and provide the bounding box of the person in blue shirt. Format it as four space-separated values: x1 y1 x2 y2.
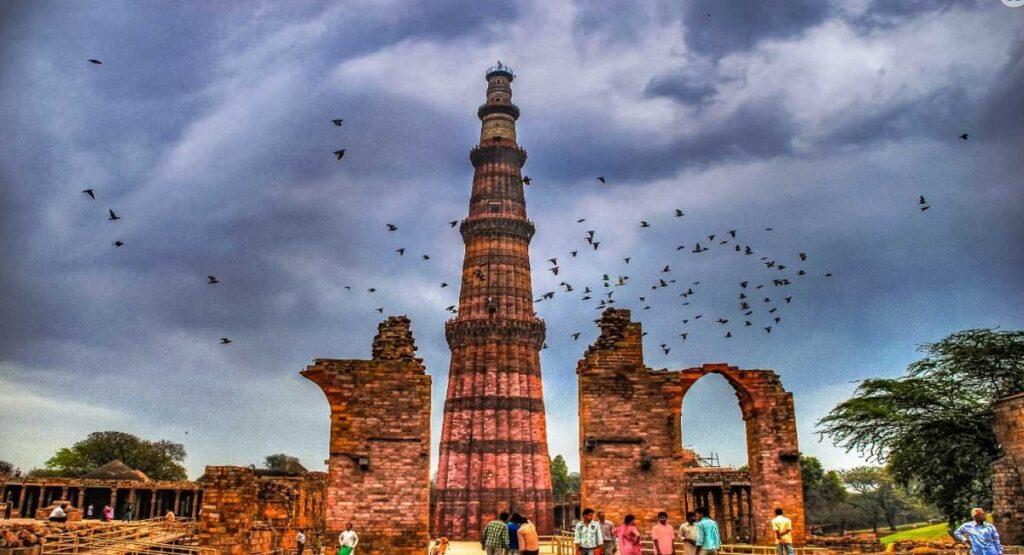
954 508 1003 555
508 513 523 555
693 507 721 555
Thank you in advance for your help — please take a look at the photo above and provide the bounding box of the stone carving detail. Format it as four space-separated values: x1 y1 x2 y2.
459 217 536 242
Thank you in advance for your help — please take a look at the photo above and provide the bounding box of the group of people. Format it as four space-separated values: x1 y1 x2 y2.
573 507 796 555
479 512 542 555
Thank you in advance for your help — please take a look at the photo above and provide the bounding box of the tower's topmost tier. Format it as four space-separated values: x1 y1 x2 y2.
485 62 514 81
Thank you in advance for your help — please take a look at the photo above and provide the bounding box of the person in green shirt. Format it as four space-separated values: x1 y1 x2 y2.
482 512 511 555
694 507 721 555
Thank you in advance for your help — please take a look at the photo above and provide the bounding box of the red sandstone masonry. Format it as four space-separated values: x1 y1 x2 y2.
577 309 805 545
992 392 1024 544
302 316 431 555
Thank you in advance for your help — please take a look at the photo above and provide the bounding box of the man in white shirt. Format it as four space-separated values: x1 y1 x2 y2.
296 530 306 555
339 523 359 555
678 512 699 555
48 503 68 523
771 508 794 555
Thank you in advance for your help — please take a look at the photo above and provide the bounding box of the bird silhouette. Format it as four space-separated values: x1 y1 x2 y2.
107 209 120 221
571 250 578 257
624 257 631 264
571 332 581 341
112 240 124 247
207 275 219 284
440 282 448 288
959 133 969 140
592 241 601 250
548 258 558 266
88 59 102 64
367 288 377 293
220 338 232 344
386 223 398 231
674 209 684 217
640 221 650 228
662 265 671 273
376 307 384 313
422 254 430 260
596 176 606 183
728 230 737 238
333 149 346 160
449 221 459 228
549 267 559 275
799 252 807 261
577 218 586 223
82 189 95 199
332 119 344 126
396 248 405 256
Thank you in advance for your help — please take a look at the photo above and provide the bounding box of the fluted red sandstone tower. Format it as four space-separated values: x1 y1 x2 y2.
433 64 555 539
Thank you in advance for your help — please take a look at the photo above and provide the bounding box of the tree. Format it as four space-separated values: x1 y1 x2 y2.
818 329 1024 528
800 456 846 530
43 431 188 481
264 453 302 471
550 455 578 500
842 466 914 533
0 460 12 477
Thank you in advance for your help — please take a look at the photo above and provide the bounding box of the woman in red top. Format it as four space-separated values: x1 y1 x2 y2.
614 515 642 555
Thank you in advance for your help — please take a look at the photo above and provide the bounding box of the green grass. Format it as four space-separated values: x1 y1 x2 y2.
880 523 952 545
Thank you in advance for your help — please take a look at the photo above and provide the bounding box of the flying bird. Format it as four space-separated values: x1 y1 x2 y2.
82 189 95 199
640 221 650 228
449 221 459 228
728 230 736 238
88 59 102 64
959 133 969 140
367 288 377 293
376 307 384 313
207 275 219 284
107 209 120 221
548 258 558 266
332 119 344 126
596 176 606 183
571 250 578 257
674 209 684 217
624 257 631 264
333 149 346 160
799 252 807 261
219 338 232 344
422 254 430 260
386 223 398 231
522 176 532 185
396 248 405 256
440 282 448 288
571 332 581 341
112 240 124 247
549 267 559 275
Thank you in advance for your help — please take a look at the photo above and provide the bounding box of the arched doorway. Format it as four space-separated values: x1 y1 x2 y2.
577 309 805 544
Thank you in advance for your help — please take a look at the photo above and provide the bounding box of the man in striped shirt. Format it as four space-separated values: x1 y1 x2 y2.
482 512 511 555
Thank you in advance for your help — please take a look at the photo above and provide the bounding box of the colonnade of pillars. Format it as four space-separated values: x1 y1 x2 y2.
684 485 754 543
1 483 201 520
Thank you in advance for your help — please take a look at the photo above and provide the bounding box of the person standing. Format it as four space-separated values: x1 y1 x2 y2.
614 515 641 555
679 512 698 555
296 530 306 555
597 511 616 555
87 504 95 519
482 512 510 555
652 512 675 555
954 508 1003 555
103 504 114 522
338 523 359 555
574 508 603 555
124 503 134 523
693 508 721 555
772 508 794 555
518 516 540 555
508 513 522 555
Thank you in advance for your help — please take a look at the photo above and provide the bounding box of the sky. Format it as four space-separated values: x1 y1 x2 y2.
1 0 1022 480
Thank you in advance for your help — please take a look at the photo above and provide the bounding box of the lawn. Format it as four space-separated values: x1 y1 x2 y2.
880 523 952 545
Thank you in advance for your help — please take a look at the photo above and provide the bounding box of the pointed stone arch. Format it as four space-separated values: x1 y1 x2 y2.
577 309 805 544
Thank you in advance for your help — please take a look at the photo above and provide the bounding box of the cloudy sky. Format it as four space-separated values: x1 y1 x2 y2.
1 0 1022 479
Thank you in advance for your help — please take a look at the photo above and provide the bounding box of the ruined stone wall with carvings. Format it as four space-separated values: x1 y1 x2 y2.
198 466 326 555
992 392 1024 545
302 316 431 555
577 309 805 544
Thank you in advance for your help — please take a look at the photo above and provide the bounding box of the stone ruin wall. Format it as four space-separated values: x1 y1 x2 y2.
992 392 1024 545
197 466 325 555
301 316 431 555
577 309 805 545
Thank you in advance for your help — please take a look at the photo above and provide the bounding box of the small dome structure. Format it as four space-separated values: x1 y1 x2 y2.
82 459 150 482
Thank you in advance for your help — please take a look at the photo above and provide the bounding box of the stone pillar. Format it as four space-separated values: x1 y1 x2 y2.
110 488 118 518
17 487 27 516
61 486 68 501
151 490 159 518
77 488 85 509
174 490 182 514
992 392 1024 544
302 316 432 555
192 490 200 518
724 487 734 541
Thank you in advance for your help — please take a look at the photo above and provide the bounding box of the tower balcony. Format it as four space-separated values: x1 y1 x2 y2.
444 317 546 349
469 144 527 168
459 216 535 242
478 103 520 121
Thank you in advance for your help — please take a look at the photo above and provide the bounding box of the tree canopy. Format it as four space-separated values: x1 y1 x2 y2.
264 453 302 471
800 455 846 525
0 460 12 477
550 455 580 501
42 431 187 481
818 328 1024 526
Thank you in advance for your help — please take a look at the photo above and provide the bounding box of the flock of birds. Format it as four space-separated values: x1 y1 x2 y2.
78 58 970 352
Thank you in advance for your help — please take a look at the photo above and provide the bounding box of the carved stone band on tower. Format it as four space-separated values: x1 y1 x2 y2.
432 64 556 540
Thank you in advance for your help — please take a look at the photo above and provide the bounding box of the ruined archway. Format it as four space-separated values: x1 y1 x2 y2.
577 309 805 544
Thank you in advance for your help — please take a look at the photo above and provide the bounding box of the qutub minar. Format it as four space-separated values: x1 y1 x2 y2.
432 63 556 538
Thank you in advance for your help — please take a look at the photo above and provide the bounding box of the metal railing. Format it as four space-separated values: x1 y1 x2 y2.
539 532 831 555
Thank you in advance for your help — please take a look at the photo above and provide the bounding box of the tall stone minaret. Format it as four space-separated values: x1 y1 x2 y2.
433 63 555 539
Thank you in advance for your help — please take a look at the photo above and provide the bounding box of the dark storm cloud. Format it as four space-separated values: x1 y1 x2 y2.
850 0 980 30
682 0 833 56
643 71 718 106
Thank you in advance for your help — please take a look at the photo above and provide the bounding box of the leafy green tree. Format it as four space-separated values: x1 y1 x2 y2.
800 456 846 530
0 460 12 477
264 453 302 471
818 329 1024 527
550 455 578 500
43 431 187 480
842 466 914 533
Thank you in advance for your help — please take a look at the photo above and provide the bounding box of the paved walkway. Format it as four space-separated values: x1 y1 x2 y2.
444 541 485 555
